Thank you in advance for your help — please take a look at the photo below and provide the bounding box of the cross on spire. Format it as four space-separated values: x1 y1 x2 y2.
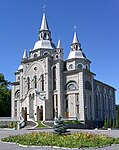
42 4 46 12
73 25 77 31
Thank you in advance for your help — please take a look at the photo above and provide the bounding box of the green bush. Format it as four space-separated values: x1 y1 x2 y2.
8 122 17 129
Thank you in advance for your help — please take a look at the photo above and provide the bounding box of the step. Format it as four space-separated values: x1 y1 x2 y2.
43 121 54 127
23 121 37 129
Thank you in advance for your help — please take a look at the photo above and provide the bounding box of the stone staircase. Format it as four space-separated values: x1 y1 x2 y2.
43 121 54 128
23 119 38 129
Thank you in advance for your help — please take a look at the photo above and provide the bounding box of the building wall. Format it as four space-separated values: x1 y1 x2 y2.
93 80 116 127
11 13 116 128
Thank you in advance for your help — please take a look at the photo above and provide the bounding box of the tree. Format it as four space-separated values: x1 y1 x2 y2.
116 105 119 128
53 116 67 135
0 73 11 117
104 118 108 129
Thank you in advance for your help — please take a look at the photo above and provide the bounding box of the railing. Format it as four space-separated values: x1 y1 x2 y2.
0 117 19 121
0 117 25 130
18 116 25 129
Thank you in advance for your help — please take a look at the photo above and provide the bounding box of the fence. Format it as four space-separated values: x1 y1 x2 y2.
0 117 25 129
0 117 19 121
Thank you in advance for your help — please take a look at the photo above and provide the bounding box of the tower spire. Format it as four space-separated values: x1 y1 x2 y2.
40 13 49 31
71 32 81 51
72 32 79 44
57 39 62 48
22 49 28 59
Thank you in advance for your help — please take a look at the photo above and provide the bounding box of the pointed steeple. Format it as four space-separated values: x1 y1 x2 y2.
72 32 79 44
22 49 28 59
33 12 55 50
67 32 86 59
38 12 52 41
57 39 62 48
55 39 63 60
71 32 81 51
40 13 49 31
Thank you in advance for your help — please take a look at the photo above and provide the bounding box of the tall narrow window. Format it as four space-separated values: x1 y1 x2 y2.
44 32 46 38
41 74 44 91
52 95 55 118
77 63 83 70
89 95 92 117
65 95 68 110
75 94 79 101
95 94 98 118
15 100 17 108
85 81 92 91
65 95 69 118
27 77 30 90
76 105 79 113
34 75 37 88
56 94 58 117
66 99 68 110
14 109 17 117
53 66 56 90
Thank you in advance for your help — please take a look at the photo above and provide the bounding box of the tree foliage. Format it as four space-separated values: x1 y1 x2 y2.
0 73 11 117
104 117 115 129
53 116 67 135
116 105 119 128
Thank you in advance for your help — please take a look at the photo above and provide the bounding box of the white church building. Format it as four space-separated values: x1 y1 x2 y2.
11 12 116 128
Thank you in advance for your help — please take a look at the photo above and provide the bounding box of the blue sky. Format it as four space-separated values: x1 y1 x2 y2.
0 0 119 103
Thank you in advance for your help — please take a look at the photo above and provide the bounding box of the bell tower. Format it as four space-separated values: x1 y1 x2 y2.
39 13 52 41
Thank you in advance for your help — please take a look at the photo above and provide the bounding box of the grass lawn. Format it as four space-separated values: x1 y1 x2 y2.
2 132 119 148
36 121 47 128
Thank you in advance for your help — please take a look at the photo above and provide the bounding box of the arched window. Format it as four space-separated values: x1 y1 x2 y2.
43 51 50 55
55 54 59 59
34 75 37 88
75 44 78 50
17 76 20 81
67 84 76 90
15 90 20 98
53 66 56 90
27 77 30 90
69 64 73 70
44 32 46 38
85 81 92 91
86 65 88 70
65 81 79 91
34 67 37 71
34 54 37 58
41 74 44 91
77 63 83 69
32 93 35 99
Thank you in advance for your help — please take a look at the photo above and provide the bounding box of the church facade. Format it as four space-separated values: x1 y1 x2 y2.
11 13 116 128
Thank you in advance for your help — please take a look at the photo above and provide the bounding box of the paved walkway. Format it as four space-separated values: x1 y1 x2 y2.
0 129 119 150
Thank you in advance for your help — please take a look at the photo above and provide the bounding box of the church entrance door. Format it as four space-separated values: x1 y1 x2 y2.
29 94 34 118
37 106 43 120
22 107 27 121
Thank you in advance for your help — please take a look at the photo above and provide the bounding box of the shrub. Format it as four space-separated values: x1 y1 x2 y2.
53 116 67 135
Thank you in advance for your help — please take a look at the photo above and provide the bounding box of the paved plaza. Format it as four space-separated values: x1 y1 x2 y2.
1 129 119 150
